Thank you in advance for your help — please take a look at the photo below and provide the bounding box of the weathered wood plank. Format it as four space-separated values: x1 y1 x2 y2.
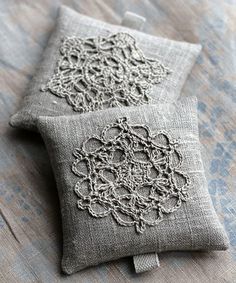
0 0 235 282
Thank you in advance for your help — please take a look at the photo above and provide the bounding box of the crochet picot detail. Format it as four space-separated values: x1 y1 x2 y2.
41 33 170 112
71 117 190 233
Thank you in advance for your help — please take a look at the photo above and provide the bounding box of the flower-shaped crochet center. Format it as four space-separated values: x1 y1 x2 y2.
72 118 190 233
41 33 170 112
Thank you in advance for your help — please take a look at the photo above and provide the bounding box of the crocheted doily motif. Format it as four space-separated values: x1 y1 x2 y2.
41 33 170 112
71 118 190 233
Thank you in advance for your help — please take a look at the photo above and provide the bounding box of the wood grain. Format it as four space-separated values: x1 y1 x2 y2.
0 0 235 282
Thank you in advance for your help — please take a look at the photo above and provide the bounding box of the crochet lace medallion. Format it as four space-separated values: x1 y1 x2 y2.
41 33 170 112
71 118 190 233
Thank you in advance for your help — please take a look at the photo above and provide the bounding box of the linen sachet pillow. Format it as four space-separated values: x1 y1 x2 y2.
10 5 201 131
37 96 229 274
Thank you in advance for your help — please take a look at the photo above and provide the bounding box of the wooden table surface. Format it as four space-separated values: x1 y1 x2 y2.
0 0 236 282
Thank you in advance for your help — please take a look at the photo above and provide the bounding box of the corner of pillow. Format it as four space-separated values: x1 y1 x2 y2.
61 255 85 275
205 211 230 251
193 43 202 54
9 112 38 132
9 113 19 128
61 257 75 275
213 225 230 251
59 4 71 16
59 4 82 23
222 235 230 250
188 42 202 57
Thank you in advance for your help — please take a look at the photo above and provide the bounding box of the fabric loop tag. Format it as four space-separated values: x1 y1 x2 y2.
121 11 146 31
133 253 160 273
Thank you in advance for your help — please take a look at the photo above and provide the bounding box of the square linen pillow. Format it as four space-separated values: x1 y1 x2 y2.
37 96 229 274
10 5 201 131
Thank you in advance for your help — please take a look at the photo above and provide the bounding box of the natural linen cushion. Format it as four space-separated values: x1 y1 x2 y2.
10 5 201 131
37 96 228 274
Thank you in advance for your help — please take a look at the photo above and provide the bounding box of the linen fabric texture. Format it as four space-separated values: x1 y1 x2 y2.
133 253 160 273
37 96 229 274
10 5 201 131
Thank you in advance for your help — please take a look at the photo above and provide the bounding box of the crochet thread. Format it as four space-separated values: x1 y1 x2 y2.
71 118 190 233
41 33 170 112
